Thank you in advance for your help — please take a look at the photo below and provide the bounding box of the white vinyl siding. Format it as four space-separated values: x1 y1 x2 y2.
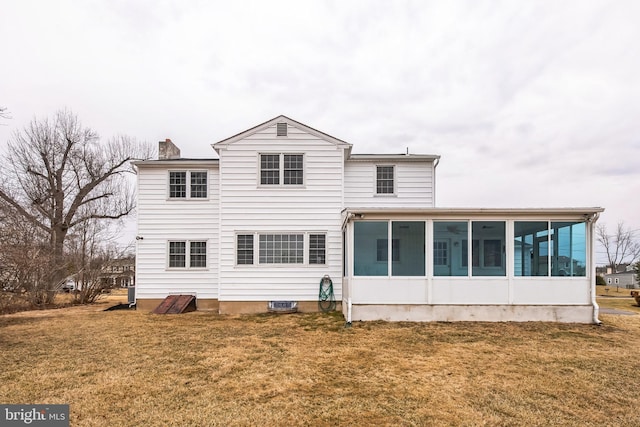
218 122 344 301
136 162 219 299
344 161 435 208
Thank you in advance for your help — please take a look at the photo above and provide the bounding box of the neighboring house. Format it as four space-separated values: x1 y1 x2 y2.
603 264 638 289
134 115 604 323
100 257 135 288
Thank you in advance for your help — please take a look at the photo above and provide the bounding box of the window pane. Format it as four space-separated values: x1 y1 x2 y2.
551 222 586 276
260 154 280 185
392 221 425 276
190 241 207 267
376 166 394 194
259 234 304 264
472 221 505 276
190 172 207 198
284 154 303 185
237 235 254 265
433 221 468 276
514 221 549 276
169 172 186 198
309 234 326 264
354 222 388 276
169 241 186 267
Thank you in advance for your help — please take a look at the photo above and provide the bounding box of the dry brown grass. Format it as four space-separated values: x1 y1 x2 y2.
596 284 637 297
1 296 640 426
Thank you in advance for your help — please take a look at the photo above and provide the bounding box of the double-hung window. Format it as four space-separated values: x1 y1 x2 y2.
260 155 280 185
169 171 208 199
309 234 326 264
376 165 395 194
169 172 187 198
236 235 254 265
168 241 207 268
260 154 304 186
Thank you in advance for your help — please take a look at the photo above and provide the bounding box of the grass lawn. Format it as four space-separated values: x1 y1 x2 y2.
1 291 640 426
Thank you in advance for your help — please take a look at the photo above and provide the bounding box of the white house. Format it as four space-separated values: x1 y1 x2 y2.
134 115 604 323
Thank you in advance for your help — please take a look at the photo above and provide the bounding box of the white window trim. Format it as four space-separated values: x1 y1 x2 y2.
374 164 396 196
166 240 209 270
257 153 305 188
167 170 209 200
234 231 327 267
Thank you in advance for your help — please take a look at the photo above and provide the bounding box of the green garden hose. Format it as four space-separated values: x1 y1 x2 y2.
318 276 336 312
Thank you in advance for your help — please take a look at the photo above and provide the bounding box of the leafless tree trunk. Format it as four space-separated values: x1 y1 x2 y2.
0 109 152 296
596 222 640 272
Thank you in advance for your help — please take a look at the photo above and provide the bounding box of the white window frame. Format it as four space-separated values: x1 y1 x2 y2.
235 232 327 266
167 240 208 269
375 164 396 196
258 153 305 187
168 170 209 200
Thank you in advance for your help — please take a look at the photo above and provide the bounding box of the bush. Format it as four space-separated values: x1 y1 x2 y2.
596 275 606 286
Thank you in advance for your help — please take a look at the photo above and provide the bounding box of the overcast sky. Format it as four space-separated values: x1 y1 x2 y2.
1 0 639 263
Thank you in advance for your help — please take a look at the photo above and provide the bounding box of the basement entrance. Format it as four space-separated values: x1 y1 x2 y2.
152 295 197 314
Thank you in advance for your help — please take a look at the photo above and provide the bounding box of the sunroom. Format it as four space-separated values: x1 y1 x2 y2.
342 208 604 323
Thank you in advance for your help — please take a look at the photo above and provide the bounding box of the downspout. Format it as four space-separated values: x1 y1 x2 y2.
342 211 354 327
589 212 602 325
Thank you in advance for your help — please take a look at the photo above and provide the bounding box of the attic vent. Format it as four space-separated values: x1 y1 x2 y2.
276 122 287 137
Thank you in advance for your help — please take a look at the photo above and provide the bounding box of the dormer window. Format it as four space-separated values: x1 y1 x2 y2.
276 122 288 137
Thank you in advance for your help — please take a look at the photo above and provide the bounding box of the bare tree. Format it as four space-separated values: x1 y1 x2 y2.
0 202 58 306
65 216 124 304
0 109 152 295
596 222 640 272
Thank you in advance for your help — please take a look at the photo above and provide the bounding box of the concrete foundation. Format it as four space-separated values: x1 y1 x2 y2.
219 301 341 314
137 299 340 314
350 304 596 323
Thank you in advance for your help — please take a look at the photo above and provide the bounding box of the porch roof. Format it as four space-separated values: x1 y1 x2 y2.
344 207 604 218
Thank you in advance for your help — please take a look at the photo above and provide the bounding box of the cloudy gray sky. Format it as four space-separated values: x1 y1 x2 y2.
1 0 639 263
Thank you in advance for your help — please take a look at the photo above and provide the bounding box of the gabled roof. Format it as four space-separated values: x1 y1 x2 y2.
212 115 352 152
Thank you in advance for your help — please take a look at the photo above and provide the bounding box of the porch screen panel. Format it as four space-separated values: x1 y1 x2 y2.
550 222 586 276
472 221 506 276
354 222 388 276
433 221 468 276
514 221 549 276
392 221 425 276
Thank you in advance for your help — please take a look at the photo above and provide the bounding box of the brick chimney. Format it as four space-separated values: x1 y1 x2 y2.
158 139 181 160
